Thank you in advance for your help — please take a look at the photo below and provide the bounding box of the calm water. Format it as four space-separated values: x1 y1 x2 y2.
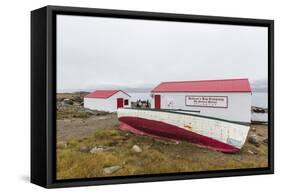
251 92 268 108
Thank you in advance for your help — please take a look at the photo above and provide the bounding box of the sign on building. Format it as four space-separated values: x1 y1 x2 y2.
185 96 228 108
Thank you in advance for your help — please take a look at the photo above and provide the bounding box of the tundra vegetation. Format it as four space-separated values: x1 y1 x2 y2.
56 93 268 180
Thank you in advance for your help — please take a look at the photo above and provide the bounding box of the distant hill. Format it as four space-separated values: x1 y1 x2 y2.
58 79 268 93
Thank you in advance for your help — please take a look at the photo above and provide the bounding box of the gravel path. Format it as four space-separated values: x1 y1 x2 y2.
57 114 119 141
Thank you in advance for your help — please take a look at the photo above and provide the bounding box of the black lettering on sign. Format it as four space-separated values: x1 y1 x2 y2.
185 96 228 108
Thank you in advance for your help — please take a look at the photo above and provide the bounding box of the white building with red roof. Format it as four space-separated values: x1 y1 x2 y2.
151 79 252 123
84 90 131 112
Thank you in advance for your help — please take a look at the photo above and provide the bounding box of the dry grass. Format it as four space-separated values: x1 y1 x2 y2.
57 106 93 119
56 93 268 179
57 126 268 180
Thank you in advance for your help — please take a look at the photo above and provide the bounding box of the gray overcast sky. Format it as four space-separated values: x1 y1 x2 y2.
57 15 268 91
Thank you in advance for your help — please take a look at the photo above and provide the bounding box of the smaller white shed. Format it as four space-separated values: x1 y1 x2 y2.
84 90 131 112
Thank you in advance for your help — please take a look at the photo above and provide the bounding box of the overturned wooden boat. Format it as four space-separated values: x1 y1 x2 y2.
117 108 250 153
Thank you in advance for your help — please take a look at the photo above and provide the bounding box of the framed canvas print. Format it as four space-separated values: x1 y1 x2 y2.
31 5 274 188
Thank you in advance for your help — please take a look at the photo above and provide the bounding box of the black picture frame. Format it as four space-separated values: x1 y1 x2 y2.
31 5 274 188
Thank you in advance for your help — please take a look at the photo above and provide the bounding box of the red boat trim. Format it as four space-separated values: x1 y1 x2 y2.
120 121 178 142
119 116 240 153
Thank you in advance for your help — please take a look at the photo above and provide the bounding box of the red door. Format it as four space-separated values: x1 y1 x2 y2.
117 98 124 108
154 95 161 109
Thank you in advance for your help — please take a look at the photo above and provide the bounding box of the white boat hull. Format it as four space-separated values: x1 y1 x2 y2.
117 108 250 153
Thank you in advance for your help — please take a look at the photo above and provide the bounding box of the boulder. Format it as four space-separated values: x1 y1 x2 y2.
103 166 122 175
252 107 266 113
79 145 90 153
248 134 260 147
57 141 67 149
263 138 268 144
73 102 82 106
132 145 142 153
72 96 83 103
90 147 104 154
247 150 257 155
56 101 63 109
63 98 74 105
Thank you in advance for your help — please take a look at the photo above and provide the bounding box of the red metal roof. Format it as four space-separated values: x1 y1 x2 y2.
151 79 251 93
85 90 130 99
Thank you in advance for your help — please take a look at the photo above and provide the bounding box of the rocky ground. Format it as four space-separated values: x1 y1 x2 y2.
56 93 269 180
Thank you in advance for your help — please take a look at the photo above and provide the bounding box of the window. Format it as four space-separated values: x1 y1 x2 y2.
124 99 129 105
